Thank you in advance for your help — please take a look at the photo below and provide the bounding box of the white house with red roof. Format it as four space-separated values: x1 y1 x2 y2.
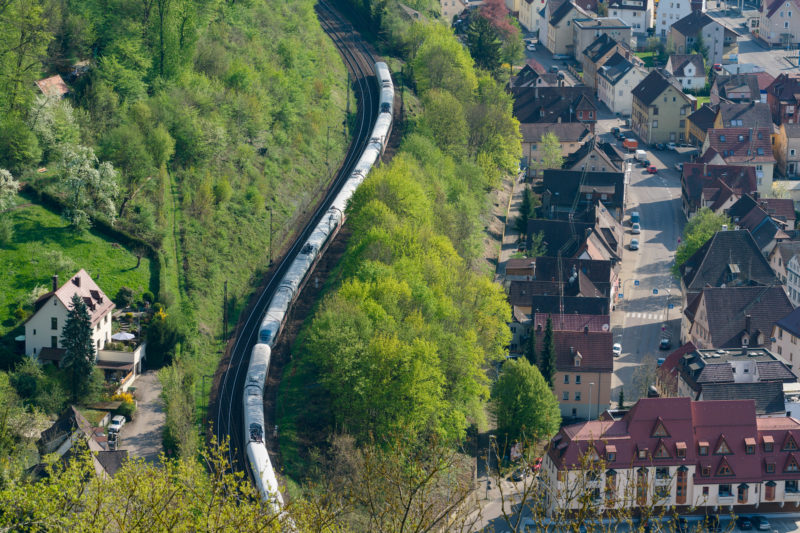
25 270 114 360
541 397 800 516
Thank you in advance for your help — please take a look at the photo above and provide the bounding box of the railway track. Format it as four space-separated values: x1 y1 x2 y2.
210 1 380 477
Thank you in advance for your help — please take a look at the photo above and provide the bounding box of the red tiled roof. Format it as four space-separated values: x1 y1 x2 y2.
705 128 775 164
35 75 69 98
51 269 115 326
533 313 611 333
534 329 613 373
754 71 775 91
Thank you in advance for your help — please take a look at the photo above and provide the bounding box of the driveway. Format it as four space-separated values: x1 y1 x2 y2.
119 370 165 463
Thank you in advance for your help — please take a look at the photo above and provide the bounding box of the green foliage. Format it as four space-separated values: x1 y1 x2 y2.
116 399 136 420
534 132 563 174
61 294 96 402
538 316 557 386
672 208 731 275
466 15 503 75
0 169 20 213
27 96 81 162
491 358 561 443
524 327 536 367
115 286 134 308
142 290 154 304
60 145 120 229
0 117 41 174
145 311 184 368
618 388 625 409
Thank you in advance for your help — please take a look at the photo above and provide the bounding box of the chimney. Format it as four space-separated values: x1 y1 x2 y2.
584 325 589 334
745 314 751 333
704 162 708 176
73 276 81 287
570 346 575 355
722 224 728 231
52 274 58 292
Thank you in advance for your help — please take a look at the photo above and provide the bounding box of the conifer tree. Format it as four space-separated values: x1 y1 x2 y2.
538 316 557 387
61 293 95 402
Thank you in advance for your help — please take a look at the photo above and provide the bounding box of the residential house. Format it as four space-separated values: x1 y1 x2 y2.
686 104 719 146
526 218 594 256
711 74 763 105
526 203 623 262
669 11 739 65
713 101 774 130
532 328 613 420
508 306 609 355
512 86 599 131
767 74 800 124
726 195 792 255
581 34 626 89
772 307 800 373
756 0 800 48
505 0 522 15
666 54 706 90
547 1 594 55
776 124 800 176
769 241 800 286
520 122 592 178
509 63 564 89
25 270 114 358
787 255 800 306
700 127 776 195
631 69 697 144
682 286 793 349
520 0 547 31
659 346 795 415
656 0 706 37
572 18 632 63
440 0 468 21
562 138 625 172
507 255 617 293
576 201 625 263
35 75 69 98
728 194 796 229
542 169 626 219
680 163 757 218
678 229 778 309
597 53 649 115
606 0 653 35
541 397 800 516
509 280 611 316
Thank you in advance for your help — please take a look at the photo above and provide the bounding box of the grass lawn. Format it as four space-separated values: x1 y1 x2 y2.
635 51 656 68
695 95 710 106
0 191 157 343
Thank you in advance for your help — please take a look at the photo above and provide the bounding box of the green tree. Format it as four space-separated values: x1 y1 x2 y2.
538 316 557 386
419 89 468 158
691 33 709 60
534 132 563 175
466 15 502 74
524 326 537 367
672 207 731 275
60 145 120 229
0 169 19 212
491 358 561 443
61 293 96 403
0 116 41 173
145 310 184 368
617 388 624 409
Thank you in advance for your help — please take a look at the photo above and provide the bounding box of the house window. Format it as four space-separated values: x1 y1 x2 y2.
765 481 776 501
715 437 732 455
575 392 581 401
607 452 616 462
699 445 708 456
746 444 755 455
766 463 775 473
564 375 569 384
717 460 733 476
563 391 569 400
720 135 726 142
676 468 688 504
784 434 798 451
718 484 732 497
677 446 686 458
680 120 685 128
786 456 800 472
702 465 711 477
737 484 748 504
703 486 709 497
51 317 57 330
575 358 580 367
765 440 774 452
787 480 799 493
575 375 581 384
791 149 796 156
655 467 670 479
739 135 745 141
653 120 658 128
638 449 648 460
579 111 584 119
51 336 57 348
605 470 616 503
680 107 686 115
636 468 648 505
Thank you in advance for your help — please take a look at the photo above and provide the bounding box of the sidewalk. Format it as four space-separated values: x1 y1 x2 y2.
495 172 526 282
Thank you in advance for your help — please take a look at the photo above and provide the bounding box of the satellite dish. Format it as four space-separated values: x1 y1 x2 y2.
602 323 610 331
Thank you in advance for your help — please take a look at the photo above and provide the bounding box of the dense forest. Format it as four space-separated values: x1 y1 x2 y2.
0 0 348 460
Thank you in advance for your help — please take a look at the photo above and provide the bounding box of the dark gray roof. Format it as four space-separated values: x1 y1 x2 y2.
700 286 793 348
727 195 759 220
717 102 773 129
583 34 619 63
562 139 623 171
95 450 128 477
512 86 598 124
668 54 704 78
527 219 593 256
598 52 634 85
776 307 800 339
679 230 778 292
702 382 786 414
519 122 591 143
632 69 687 106
550 1 577 24
687 104 719 134
671 11 717 36
543 169 625 208
714 74 761 102
757 360 797 381
696 364 734 383
531 294 610 315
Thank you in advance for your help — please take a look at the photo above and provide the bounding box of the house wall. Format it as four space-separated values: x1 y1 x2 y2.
773 324 800 377
25 297 113 357
758 2 800 46
521 0 546 31
553 370 612 420
548 8 583 55
608 2 653 34
632 85 695 143
787 255 800 307
97 344 146 376
506 0 522 14
524 136 585 177
583 47 619 89
657 0 696 37
440 0 467 21
599 66 648 115
573 22 631 63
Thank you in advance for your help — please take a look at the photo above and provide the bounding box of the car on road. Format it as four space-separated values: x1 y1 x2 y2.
713 63 723 71
751 516 770 530
666 142 677 150
646 165 657 173
511 468 527 481
632 222 641 234
611 127 620 136
531 457 543 473
549 65 559 73
640 159 650 167
613 343 622 357
659 338 672 350
526 43 536 51
109 415 126 434
735 516 753 530
656 143 666 150
629 238 639 250
674 162 683 172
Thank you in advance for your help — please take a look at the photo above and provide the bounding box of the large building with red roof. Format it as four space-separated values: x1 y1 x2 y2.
541 397 800 516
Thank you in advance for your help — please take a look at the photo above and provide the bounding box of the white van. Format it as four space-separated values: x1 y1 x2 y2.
635 149 647 161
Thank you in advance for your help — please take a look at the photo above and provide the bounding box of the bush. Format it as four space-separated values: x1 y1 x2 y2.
0 217 14 245
112 391 134 403
13 306 28 322
142 290 154 304
116 400 136 421
116 286 134 308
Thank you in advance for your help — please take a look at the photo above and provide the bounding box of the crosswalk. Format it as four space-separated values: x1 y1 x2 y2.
625 312 663 320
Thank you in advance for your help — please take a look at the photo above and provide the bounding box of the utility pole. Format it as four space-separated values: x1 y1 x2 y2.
345 71 350 137
223 280 228 341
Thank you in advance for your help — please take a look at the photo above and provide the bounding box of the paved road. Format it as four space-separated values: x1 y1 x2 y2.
523 41 581 86
119 370 165 463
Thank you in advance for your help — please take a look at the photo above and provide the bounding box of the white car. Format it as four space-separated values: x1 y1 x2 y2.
667 142 677 151
629 238 639 250
526 43 536 51
632 222 641 234
613 343 622 357
109 415 126 434
674 162 683 172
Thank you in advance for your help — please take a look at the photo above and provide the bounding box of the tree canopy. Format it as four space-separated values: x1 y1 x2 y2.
61 293 96 402
673 208 731 275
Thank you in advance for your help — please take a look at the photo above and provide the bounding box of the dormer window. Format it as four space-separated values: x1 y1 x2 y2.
764 435 774 452
607 445 617 462
702 465 711 476
717 458 734 476
720 135 726 142
784 433 798 451
746 438 756 455
676 442 686 458
715 435 732 455
699 442 709 455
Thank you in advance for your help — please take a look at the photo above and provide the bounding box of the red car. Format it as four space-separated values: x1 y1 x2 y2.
646 165 657 174
713 63 722 71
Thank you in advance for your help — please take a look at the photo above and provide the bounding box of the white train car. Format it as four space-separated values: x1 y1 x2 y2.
370 113 392 153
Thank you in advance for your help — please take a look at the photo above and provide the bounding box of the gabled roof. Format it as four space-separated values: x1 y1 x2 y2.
772 241 800 269
760 198 796 223
766 0 800 18
775 306 800 339
767 73 800 101
671 11 720 36
35 75 69 98
680 230 778 292
714 74 761 102
668 54 705 78
517 255 613 288
47 269 115 326
533 328 614 372
716 102 773 129
512 86 599 124
754 71 776 91
533 313 611 333
695 286 793 348
514 293 610 315
583 33 619 64
543 169 625 207
598 53 635 86
705 127 775 164
550 0 583 24
562 138 623 171
519 122 591 143
526 219 593 256
688 104 719 134
510 64 562 88
632 69 689 106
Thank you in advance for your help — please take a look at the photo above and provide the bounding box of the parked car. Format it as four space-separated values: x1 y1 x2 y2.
735 516 753 530
674 162 683 172
613 343 622 357
713 63 723 71
632 222 641 234
611 127 620 136
549 65 559 73
629 238 639 250
526 43 536 51
623 138 638 151
640 159 650 167
666 142 677 151
109 415 126 434
511 468 527 481
656 143 666 151
751 516 770 531
531 457 543 473
659 338 671 350
646 165 657 174
630 211 640 224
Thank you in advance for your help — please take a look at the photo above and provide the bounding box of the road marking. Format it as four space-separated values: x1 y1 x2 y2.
625 312 663 320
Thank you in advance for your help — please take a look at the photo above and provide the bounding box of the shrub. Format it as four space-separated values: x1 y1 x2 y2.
0 217 13 245
116 286 134 308
142 290 154 304
116 400 136 421
112 391 134 403
13 306 28 322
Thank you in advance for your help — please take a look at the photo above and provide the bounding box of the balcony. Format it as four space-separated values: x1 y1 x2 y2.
655 477 671 487
718 495 735 505
784 490 800 501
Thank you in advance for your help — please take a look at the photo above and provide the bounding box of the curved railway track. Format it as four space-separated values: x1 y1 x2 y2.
211 1 379 477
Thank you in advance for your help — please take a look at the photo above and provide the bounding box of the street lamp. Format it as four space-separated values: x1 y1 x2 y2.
588 382 595 421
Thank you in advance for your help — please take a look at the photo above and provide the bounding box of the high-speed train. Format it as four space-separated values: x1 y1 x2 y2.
243 61 393 508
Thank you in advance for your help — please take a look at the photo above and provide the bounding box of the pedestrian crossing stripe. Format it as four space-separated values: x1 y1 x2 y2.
625 312 661 320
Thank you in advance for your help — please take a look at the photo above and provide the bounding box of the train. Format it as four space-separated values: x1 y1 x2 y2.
242 61 393 508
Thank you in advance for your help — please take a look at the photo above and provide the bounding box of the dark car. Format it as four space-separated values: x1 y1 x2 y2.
511 468 526 481
640 159 650 167
611 127 620 136
549 65 559 73
736 516 753 530
659 338 671 350
656 143 665 150
751 516 770 531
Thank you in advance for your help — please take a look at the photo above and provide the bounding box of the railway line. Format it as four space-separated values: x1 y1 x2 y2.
210 1 380 480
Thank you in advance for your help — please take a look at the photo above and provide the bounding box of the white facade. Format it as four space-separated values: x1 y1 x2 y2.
667 57 707 89
521 0 547 32
598 64 648 115
787 255 800 307
25 297 112 356
608 0 654 34
773 323 800 377
656 0 697 37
